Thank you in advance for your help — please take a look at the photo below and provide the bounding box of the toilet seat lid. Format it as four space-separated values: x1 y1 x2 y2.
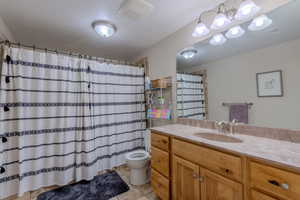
126 150 149 161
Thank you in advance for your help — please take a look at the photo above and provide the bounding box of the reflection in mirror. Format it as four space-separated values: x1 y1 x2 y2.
176 71 208 120
176 1 300 130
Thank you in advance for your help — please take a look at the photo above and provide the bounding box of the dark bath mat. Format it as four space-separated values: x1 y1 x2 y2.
37 171 130 200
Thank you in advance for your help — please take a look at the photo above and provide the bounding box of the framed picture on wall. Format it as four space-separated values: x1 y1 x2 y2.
256 70 283 97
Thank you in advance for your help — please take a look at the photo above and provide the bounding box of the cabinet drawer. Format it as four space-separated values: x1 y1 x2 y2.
172 139 242 181
151 147 169 177
251 190 279 200
151 169 169 200
151 132 169 152
250 162 300 200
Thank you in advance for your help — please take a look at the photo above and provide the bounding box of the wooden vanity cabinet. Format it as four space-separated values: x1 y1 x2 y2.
151 132 170 200
150 131 300 200
250 162 300 200
200 168 243 200
171 138 243 200
172 155 200 200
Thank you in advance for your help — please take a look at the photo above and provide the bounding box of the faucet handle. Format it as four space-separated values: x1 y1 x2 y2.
231 119 238 124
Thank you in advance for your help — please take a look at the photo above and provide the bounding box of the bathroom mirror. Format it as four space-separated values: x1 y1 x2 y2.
176 1 300 130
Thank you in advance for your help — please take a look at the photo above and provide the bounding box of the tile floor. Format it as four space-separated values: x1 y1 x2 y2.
111 165 159 200
6 164 158 200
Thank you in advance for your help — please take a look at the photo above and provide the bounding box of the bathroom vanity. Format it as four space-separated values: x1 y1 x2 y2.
150 124 300 200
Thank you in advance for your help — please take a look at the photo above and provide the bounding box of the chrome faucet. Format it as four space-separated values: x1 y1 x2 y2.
229 119 238 135
215 120 239 135
215 121 227 133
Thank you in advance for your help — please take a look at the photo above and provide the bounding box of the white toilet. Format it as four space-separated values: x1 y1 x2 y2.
126 150 150 186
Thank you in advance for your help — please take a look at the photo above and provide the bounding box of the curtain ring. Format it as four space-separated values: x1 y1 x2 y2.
33 45 36 51
45 48 47 54
18 42 21 48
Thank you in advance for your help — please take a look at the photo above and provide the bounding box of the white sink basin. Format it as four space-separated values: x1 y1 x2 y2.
194 132 243 143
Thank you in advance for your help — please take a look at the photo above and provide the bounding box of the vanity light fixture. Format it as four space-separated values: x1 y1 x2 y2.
225 25 245 39
192 18 210 37
180 49 198 59
92 20 117 38
248 15 273 31
235 0 261 20
211 4 232 30
210 33 227 46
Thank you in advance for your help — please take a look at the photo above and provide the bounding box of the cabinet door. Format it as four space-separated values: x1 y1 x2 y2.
172 155 201 200
201 168 243 200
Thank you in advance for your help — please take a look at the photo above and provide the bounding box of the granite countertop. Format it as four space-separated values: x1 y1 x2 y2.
151 124 300 172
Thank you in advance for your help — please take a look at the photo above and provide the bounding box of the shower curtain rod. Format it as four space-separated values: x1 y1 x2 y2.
0 40 142 67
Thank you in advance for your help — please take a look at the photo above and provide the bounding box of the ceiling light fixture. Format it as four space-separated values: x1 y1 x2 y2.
235 0 261 20
211 4 232 30
225 25 245 39
192 18 210 38
180 49 198 59
210 33 227 46
92 21 117 38
248 15 273 31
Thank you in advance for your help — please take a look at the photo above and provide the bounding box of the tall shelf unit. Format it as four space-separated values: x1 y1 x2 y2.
146 77 173 128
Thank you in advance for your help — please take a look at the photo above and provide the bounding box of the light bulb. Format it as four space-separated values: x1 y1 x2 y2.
192 22 210 37
215 35 222 42
211 13 231 30
255 18 264 27
231 27 239 35
225 26 245 39
235 0 261 20
210 33 227 46
248 15 273 31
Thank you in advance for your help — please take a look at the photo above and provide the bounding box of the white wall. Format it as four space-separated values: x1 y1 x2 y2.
0 17 15 41
182 38 300 130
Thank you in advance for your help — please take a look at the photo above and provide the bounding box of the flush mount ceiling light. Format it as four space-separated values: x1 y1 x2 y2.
235 0 261 20
192 18 210 38
92 21 117 38
225 25 245 39
210 4 232 30
180 49 198 59
210 33 227 46
248 15 273 31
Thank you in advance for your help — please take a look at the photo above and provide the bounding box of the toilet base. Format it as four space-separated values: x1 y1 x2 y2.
129 166 150 186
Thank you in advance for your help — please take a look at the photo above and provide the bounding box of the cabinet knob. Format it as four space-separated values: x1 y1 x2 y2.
268 180 289 190
192 173 204 182
219 167 233 175
281 183 289 190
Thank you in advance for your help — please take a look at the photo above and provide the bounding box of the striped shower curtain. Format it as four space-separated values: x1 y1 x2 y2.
0 45 145 199
177 73 206 120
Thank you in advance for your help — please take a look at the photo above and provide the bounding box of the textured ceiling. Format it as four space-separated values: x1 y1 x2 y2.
0 0 224 60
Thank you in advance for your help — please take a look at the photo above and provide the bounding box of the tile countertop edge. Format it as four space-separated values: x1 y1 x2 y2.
150 124 300 174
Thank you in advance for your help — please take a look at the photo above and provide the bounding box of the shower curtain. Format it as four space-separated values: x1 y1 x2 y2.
0 45 145 199
177 73 206 120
